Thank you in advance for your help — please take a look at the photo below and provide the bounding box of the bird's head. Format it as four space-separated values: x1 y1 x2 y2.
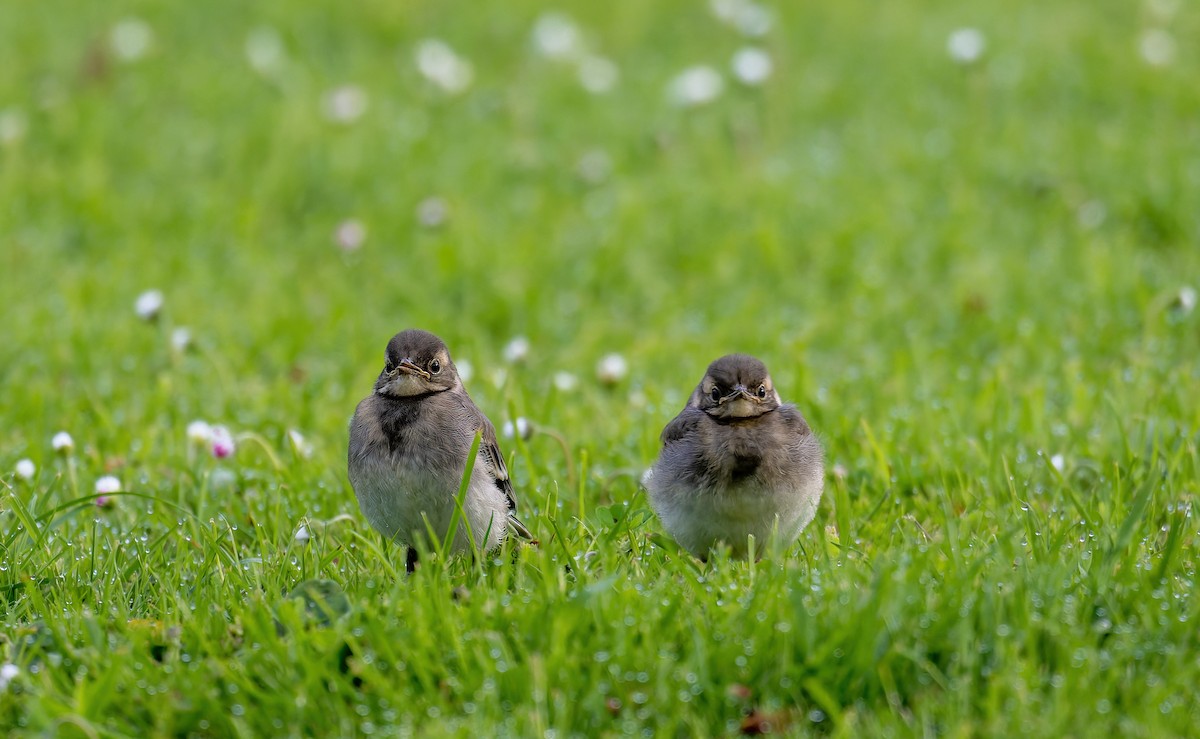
691 354 781 421
374 329 460 398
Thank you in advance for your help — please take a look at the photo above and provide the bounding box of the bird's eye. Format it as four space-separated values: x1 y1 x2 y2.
385 360 395 373
429 358 442 374
710 387 721 403
757 384 767 399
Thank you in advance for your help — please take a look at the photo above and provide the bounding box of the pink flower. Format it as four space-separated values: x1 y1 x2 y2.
211 426 236 458
95 496 114 509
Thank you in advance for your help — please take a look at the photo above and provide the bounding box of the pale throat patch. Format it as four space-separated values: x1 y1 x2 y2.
380 373 430 397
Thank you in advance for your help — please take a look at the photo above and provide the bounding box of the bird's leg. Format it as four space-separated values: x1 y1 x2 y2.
405 547 420 573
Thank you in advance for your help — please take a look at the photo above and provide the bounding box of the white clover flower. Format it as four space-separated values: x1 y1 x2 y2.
416 197 449 228
456 359 474 383
187 420 213 445
668 66 724 107
710 0 741 22
502 417 533 440
111 18 153 61
553 371 578 392
0 663 18 691
532 13 584 60
52 431 74 453
287 429 314 458
733 2 773 36
578 56 618 94
503 336 530 364
712 0 773 36
947 28 986 64
415 39 474 94
1139 29 1175 67
135 289 164 321
294 525 311 544
334 219 367 252
95 475 122 494
210 426 236 459
171 327 192 352
732 47 772 85
15 459 35 480
0 108 27 145
1050 454 1065 472
1178 286 1197 315
596 353 628 385
323 85 369 123
246 27 285 75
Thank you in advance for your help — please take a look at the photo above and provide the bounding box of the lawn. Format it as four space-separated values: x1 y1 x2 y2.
2 0 1198 735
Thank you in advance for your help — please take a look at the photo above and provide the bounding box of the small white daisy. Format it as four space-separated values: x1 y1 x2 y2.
334 219 367 251
135 289 164 321
52 431 74 453
415 39 474 94
1178 286 1197 315
323 85 369 123
416 197 449 228
245 27 286 75
1139 29 1175 67
187 420 213 444
731 47 772 85
532 13 584 60
210 426 236 459
502 417 533 440
553 371 578 392
668 66 724 107
171 327 192 352
111 18 153 62
733 2 773 37
947 28 986 64
287 429 314 458
15 459 35 480
0 663 18 691
503 336 531 364
596 353 628 385
95 475 122 494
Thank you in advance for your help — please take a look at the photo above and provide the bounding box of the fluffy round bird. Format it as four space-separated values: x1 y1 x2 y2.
644 354 824 559
348 329 531 571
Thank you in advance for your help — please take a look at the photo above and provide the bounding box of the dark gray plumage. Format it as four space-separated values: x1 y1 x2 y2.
348 329 531 570
644 354 824 559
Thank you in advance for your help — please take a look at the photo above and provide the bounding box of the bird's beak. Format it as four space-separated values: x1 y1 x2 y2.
724 385 758 403
718 385 761 418
395 358 431 380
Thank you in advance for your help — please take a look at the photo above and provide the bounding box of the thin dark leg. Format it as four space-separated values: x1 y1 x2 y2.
406 547 420 573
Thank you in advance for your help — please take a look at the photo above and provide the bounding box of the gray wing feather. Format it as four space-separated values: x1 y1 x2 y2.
660 408 702 446
465 393 534 541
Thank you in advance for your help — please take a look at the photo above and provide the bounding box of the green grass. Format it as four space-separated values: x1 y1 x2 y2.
2 0 1199 735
